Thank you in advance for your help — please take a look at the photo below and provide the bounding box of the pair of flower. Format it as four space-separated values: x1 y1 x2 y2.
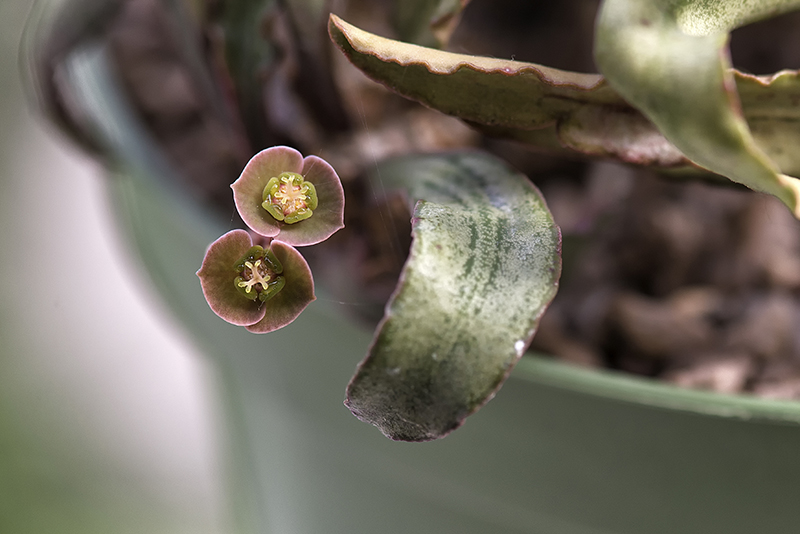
197 146 344 333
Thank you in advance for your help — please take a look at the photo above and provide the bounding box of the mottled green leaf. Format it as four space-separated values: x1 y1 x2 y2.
595 0 800 216
345 152 562 441
393 0 471 49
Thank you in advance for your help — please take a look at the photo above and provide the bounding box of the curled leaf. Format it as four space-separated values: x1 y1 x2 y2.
345 152 562 441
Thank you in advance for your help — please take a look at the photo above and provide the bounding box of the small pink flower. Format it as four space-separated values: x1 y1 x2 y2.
196 229 315 333
231 146 345 246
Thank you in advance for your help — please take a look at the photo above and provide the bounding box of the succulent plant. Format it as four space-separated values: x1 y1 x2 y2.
25 0 800 442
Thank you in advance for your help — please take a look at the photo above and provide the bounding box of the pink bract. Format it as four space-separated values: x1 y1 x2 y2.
196 229 316 333
231 146 345 246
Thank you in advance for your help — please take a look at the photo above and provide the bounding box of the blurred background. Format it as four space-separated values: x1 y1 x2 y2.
0 2 229 532
6 0 800 531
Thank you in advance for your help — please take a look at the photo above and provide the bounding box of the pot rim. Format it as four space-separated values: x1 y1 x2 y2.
514 354 800 424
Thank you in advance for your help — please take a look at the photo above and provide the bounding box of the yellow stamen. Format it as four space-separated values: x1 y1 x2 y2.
236 260 272 293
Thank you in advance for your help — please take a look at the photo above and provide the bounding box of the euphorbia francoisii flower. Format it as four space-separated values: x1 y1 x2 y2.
197 229 315 333
231 146 345 246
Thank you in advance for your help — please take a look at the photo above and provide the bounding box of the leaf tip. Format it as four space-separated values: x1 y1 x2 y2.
327 13 346 43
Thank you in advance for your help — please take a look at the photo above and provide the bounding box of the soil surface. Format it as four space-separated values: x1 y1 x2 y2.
529 164 800 399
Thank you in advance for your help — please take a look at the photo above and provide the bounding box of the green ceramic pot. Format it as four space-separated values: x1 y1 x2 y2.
26 2 800 531
108 160 800 534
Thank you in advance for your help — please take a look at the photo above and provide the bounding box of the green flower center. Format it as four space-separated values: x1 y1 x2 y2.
234 246 286 302
262 172 318 224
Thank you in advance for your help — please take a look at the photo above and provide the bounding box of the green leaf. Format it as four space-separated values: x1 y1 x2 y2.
219 0 278 148
595 0 800 217
329 14 617 131
282 0 350 131
328 14 696 169
393 0 471 49
330 14 800 194
345 152 562 441
737 71 800 178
